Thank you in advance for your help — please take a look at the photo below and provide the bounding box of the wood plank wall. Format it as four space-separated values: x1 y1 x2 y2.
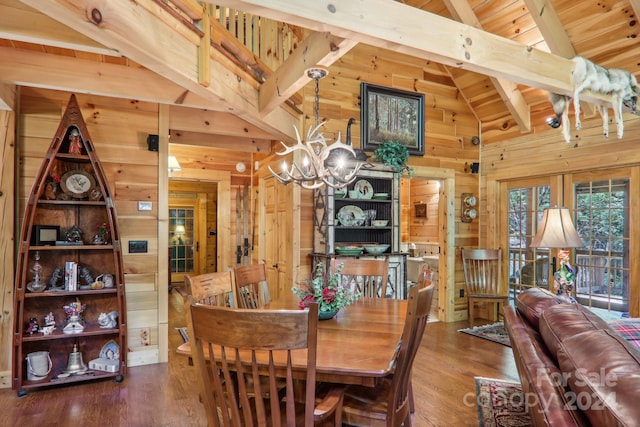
482 112 640 317
0 90 16 387
300 43 481 321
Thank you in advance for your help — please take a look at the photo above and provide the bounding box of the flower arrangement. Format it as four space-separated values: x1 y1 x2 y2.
96 222 109 238
292 262 361 313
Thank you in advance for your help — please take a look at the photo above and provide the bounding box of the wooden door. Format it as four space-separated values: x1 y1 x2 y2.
263 177 290 301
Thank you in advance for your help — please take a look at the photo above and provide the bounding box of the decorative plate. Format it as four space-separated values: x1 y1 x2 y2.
337 205 365 227
60 169 96 199
354 179 374 199
99 339 120 361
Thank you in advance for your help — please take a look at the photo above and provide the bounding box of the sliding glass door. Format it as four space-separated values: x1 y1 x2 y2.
567 170 630 314
504 169 631 316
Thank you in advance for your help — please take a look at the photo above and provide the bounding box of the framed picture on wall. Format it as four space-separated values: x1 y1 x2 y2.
414 203 427 218
361 83 425 155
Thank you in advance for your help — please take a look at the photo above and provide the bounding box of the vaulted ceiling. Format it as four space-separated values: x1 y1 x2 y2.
2 0 639 146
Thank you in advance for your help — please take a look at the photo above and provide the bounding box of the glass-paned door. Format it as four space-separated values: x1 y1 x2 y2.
569 172 630 315
169 206 197 283
505 178 554 300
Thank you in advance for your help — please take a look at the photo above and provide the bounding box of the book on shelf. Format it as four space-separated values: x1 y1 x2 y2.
65 261 78 291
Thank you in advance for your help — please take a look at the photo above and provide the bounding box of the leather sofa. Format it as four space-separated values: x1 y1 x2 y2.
504 287 640 426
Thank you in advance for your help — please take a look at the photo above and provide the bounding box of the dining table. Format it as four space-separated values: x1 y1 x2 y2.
264 296 407 386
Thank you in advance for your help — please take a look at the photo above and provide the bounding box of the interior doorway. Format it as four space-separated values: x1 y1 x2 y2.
168 180 218 287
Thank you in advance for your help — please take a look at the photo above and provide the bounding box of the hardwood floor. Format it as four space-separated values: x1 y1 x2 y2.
0 290 519 426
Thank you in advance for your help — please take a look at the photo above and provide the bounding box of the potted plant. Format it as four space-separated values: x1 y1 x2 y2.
372 141 414 176
292 262 361 319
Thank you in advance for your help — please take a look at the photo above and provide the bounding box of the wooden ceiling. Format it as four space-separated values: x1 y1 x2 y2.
2 0 640 146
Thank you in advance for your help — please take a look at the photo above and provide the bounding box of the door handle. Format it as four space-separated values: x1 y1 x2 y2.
272 263 278 269
196 241 199 251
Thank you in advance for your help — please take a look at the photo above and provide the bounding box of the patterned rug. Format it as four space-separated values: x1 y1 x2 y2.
459 322 511 347
475 377 532 427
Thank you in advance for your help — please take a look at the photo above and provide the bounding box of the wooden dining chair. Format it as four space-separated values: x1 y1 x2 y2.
177 271 235 362
233 263 269 309
188 302 344 426
341 283 435 426
332 257 389 298
461 249 508 326
416 264 434 289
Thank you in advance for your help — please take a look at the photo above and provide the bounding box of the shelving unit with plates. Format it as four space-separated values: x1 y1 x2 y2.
13 95 126 396
311 167 407 298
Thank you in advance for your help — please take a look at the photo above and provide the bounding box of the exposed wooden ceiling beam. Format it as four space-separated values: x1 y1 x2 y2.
21 0 299 143
169 105 274 139
0 46 218 110
522 0 594 117
211 0 579 96
443 0 530 132
169 129 271 153
0 0 117 56
259 31 357 115
0 83 16 111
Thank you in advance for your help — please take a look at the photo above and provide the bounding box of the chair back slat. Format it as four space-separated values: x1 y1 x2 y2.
417 264 434 289
189 302 319 426
461 249 502 296
388 284 434 425
185 272 235 307
332 258 389 298
233 264 268 309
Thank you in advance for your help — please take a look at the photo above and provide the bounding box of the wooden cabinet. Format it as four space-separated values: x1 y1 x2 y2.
13 95 126 396
312 167 407 298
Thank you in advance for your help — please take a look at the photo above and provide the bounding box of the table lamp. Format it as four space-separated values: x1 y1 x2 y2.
530 207 584 301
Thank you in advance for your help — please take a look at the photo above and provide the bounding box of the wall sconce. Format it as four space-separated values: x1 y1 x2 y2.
168 156 182 175
461 193 477 223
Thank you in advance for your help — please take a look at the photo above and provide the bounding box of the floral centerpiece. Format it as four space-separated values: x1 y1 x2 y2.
292 262 361 319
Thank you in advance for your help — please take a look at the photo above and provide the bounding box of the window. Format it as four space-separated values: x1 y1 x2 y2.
573 178 629 314
507 184 551 297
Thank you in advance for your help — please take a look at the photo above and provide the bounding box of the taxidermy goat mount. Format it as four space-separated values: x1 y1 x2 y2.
549 56 640 142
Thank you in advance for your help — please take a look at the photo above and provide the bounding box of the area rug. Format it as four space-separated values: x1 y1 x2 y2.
176 327 189 343
459 322 511 347
475 377 532 427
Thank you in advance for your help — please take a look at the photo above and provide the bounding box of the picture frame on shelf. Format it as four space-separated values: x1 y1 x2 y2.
32 225 59 246
361 82 425 156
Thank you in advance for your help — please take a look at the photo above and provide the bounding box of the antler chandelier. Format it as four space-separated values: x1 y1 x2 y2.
269 68 364 189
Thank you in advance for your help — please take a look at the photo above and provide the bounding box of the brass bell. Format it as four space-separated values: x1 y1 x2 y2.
64 344 88 375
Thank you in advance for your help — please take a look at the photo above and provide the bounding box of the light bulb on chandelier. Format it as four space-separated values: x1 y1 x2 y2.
269 68 365 189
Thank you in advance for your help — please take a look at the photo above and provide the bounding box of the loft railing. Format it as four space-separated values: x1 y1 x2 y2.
158 1 301 79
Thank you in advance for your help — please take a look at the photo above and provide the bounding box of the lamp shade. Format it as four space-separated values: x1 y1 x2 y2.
168 156 182 173
530 207 584 248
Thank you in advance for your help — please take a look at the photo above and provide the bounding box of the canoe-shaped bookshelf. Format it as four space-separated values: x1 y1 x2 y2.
13 94 127 396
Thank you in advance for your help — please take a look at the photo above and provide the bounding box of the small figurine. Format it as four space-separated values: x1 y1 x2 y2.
65 225 83 243
41 312 56 335
26 318 39 335
98 311 118 329
68 128 83 154
63 298 86 334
